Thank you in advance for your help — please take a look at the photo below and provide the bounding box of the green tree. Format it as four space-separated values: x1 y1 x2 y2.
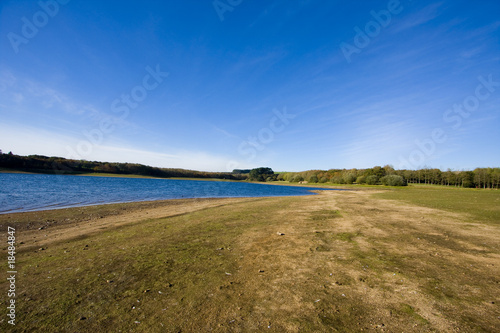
308 175 319 183
383 164 395 175
356 175 366 184
319 176 328 183
248 167 275 182
343 173 356 184
365 175 379 185
330 176 343 184
380 175 407 186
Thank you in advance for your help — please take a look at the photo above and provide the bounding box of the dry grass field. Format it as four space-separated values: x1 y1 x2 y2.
1 186 499 332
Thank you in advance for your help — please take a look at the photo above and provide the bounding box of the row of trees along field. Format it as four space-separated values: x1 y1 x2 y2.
0 152 247 180
277 165 500 188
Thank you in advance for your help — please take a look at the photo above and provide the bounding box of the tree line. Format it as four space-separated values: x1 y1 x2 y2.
277 165 500 188
0 153 247 180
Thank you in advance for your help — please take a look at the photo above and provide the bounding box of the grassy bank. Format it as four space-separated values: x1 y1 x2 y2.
374 185 500 225
1 188 499 332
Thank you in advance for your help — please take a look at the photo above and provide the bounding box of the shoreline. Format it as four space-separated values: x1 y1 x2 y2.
0 189 330 216
0 172 344 215
0 196 267 252
0 196 267 228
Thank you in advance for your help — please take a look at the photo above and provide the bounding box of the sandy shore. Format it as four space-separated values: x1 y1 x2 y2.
0 197 261 251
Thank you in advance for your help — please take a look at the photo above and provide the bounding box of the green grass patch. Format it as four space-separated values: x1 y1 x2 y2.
310 209 342 221
373 185 500 224
333 232 359 243
397 303 430 325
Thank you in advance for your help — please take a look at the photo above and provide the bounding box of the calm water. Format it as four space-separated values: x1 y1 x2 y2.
0 173 336 214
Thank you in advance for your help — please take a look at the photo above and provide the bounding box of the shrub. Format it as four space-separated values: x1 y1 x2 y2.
343 173 356 184
356 176 366 184
292 175 304 182
365 175 379 185
380 175 407 186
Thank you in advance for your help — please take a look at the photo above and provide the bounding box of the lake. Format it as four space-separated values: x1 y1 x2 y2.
0 173 337 214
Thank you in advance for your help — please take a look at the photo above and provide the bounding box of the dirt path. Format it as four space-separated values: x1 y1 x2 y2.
229 190 500 331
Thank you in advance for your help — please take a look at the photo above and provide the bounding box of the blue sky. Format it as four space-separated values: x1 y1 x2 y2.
1 0 499 172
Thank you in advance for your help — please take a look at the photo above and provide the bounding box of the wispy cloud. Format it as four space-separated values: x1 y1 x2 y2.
0 71 101 119
24 80 99 116
212 125 240 140
0 70 17 92
337 119 417 167
0 70 149 136
392 2 443 33
463 20 500 40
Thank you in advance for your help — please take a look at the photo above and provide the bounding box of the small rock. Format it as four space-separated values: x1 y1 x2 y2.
144 289 150 293
106 280 113 283
277 232 285 236
258 269 265 273
39 247 45 251
79 316 86 320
